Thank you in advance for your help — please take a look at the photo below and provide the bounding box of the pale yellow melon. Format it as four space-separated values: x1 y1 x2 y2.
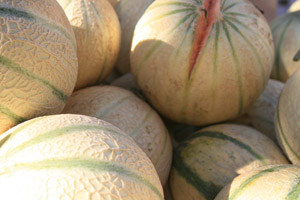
275 68 300 164
0 0 78 134
215 164 300 200
130 0 274 126
169 124 288 200
271 11 300 82
57 0 121 90
114 0 154 74
62 86 173 185
0 114 164 200
231 79 284 141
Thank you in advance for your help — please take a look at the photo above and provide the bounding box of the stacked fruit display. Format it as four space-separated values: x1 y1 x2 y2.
0 0 299 199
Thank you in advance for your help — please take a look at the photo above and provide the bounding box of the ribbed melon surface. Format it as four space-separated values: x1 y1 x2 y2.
130 0 274 126
63 86 172 185
0 0 78 134
169 124 288 200
215 164 300 200
0 114 163 200
57 0 121 90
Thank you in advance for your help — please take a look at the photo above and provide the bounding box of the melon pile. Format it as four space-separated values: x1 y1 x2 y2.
0 0 299 199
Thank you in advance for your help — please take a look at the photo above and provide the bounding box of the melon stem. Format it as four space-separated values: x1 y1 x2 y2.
293 49 300 62
189 0 221 79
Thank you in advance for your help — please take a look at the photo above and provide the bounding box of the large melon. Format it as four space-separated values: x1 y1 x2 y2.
62 86 172 185
130 0 274 126
215 164 300 200
0 114 164 200
57 0 121 90
0 0 78 134
275 68 300 164
271 11 300 82
231 79 284 141
169 124 288 200
114 0 154 74
289 0 300 12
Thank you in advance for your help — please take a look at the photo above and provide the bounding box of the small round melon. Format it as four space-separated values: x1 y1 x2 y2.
0 0 78 134
271 11 300 82
0 114 163 200
62 86 173 185
169 124 288 200
114 0 154 74
275 68 300 164
231 79 284 141
215 164 300 200
57 0 121 90
130 0 274 126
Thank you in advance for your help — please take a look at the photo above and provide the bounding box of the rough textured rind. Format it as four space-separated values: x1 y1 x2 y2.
231 79 284 141
115 0 154 74
169 124 288 200
62 86 172 185
275 69 300 164
271 11 300 82
0 114 163 200
215 164 300 200
0 0 78 134
57 0 121 90
130 0 274 126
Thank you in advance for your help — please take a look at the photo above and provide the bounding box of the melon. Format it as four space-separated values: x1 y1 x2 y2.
114 0 154 74
289 0 300 12
215 164 300 200
249 0 277 22
0 114 164 200
275 68 300 164
271 11 300 82
169 124 288 200
231 79 284 141
0 0 78 134
62 86 173 185
57 0 121 90
130 0 274 126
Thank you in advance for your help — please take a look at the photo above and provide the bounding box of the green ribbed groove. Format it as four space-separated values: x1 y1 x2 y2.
81 0 90 45
222 21 244 116
276 94 300 161
0 103 26 124
0 158 163 200
228 165 292 200
0 6 76 49
2 125 127 158
173 147 222 199
0 55 69 102
224 18 266 87
129 109 153 138
222 2 241 12
211 22 220 112
184 130 266 164
154 127 169 166
136 12 195 76
274 18 293 80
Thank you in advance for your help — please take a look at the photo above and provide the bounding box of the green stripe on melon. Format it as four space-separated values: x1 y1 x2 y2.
169 124 288 200
0 114 164 200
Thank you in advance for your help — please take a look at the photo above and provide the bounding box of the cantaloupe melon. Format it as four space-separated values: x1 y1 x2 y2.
0 0 78 134
169 124 288 200
275 68 300 164
0 114 164 200
57 0 121 90
215 164 300 200
130 0 274 126
62 86 172 185
271 11 300 82
231 79 284 141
